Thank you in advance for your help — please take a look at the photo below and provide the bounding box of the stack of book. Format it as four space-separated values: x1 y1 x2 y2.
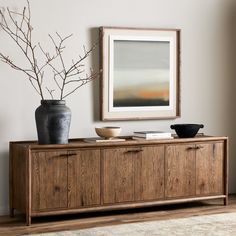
84 137 126 143
133 131 173 140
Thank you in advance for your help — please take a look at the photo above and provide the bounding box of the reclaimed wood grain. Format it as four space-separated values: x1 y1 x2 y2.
165 144 196 198
31 151 68 211
135 146 164 201
196 142 224 195
68 149 100 208
103 148 135 204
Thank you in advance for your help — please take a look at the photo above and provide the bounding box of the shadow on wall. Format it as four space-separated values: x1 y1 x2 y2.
90 27 100 122
0 151 9 214
227 0 236 194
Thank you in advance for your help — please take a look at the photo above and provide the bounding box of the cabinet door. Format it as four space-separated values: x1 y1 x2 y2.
165 144 196 198
196 142 224 195
103 147 136 204
32 151 68 211
103 146 165 204
135 146 164 201
68 149 100 208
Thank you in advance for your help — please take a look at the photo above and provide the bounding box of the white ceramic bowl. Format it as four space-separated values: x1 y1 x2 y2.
95 127 121 139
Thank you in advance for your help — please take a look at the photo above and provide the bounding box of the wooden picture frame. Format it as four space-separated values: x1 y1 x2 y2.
100 27 181 120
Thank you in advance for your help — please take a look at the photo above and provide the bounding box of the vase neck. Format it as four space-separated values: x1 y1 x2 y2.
41 100 65 105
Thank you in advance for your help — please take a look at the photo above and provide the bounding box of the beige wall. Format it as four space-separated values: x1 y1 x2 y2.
0 0 235 215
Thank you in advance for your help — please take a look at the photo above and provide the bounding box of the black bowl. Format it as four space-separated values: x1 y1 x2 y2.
170 124 204 138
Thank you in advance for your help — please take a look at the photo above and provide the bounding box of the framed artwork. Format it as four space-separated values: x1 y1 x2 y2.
100 27 181 120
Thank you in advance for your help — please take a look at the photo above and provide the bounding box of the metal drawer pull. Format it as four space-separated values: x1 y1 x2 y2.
125 149 143 153
59 154 68 157
186 146 204 150
59 153 77 157
67 153 77 156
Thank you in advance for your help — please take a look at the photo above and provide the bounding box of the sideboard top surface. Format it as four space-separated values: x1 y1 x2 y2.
9 135 228 150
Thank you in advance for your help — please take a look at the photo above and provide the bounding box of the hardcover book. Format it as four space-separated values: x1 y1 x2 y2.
84 138 126 143
134 131 172 138
132 136 174 140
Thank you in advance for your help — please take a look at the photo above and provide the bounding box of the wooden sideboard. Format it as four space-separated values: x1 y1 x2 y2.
9 135 228 225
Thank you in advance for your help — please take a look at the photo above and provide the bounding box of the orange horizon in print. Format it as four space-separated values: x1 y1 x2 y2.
139 90 169 101
113 82 169 107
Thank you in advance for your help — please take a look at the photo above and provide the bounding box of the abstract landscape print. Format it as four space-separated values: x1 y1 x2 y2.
113 40 170 108
100 27 180 120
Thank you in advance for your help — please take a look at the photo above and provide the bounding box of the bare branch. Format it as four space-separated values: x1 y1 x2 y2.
56 32 73 42
39 41 65 83
20 7 26 28
66 42 97 76
64 77 89 85
7 8 29 44
62 71 99 99
46 87 55 99
53 71 62 90
0 1 98 100
38 42 60 73
0 9 9 27
0 52 37 80
28 76 41 95
0 3 45 99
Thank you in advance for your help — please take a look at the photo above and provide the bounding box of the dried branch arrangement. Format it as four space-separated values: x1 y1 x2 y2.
0 1 99 100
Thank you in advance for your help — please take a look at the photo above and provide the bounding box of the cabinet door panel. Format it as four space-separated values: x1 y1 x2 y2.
103 148 135 204
68 149 100 207
32 151 68 211
165 144 195 198
135 146 164 201
196 142 224 195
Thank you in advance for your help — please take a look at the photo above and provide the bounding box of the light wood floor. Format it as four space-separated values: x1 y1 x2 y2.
1 196 236 236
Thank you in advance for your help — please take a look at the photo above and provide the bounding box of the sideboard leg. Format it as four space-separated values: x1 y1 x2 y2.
224 197 228 206
10 208 14 217
26 214 31 226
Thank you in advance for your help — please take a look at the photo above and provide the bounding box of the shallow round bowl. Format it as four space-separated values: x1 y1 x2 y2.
95 127 121 139
170 124 204 138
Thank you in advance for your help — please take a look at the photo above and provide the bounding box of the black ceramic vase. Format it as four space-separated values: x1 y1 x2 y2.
35 100 71 144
